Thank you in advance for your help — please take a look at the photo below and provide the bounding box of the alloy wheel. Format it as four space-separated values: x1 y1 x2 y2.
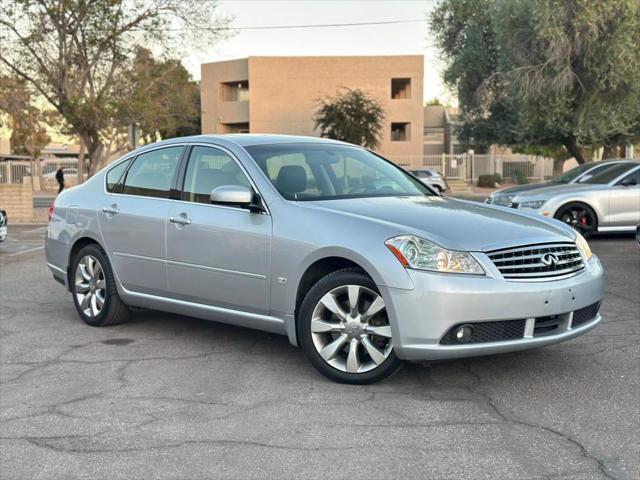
560 207 595 235
74 255 106 318
310 285 393 374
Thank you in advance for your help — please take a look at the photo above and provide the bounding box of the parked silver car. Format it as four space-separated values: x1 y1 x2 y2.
0 208 7 242
486 160 626 206
408 169 449 193
510 161 640 237
45 135 604 384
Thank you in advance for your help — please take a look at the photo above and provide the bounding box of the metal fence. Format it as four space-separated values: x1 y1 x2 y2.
395 153 555 183
0 158 83 190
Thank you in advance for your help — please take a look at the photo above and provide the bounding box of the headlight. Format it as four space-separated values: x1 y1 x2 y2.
385 235 485 275
519 200 546 209
575 232 593 261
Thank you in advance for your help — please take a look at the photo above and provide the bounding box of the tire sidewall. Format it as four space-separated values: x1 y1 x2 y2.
297 269 401 384
71 244 118 327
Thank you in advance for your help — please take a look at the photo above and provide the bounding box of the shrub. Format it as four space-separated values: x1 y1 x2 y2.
477 174 502 188
512 170 529 184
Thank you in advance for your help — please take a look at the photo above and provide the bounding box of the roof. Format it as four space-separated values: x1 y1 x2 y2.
141 134 350 151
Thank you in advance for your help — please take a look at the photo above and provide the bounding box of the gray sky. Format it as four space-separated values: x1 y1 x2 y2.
184 0 451 104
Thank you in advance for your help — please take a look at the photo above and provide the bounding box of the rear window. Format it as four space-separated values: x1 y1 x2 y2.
583 163 638 184
106 159 132 192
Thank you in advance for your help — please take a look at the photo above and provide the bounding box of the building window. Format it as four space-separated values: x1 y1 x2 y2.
391 78 411 99
391 122 410 141
220 81 249 102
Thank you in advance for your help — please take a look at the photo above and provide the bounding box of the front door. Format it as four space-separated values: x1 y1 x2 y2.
165 145 271 314
98 146 183 295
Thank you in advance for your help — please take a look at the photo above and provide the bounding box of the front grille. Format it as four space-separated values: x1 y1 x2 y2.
572 302 601 328
440 319 526 345
487 242 585 280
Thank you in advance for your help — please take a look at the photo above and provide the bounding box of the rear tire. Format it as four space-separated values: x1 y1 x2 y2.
297 268 402 384
71 244 130 327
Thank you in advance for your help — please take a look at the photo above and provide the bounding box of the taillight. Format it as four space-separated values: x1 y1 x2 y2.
48 203 55 223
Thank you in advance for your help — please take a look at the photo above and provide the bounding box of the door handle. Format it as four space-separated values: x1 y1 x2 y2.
102 206 119 215
169 216 191 225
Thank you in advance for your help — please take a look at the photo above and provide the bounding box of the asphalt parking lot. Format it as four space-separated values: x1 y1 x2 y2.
1 225 638 479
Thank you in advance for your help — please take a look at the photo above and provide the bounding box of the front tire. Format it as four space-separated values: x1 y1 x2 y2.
554 202 598 238
71 244 130 326
297 268 402 384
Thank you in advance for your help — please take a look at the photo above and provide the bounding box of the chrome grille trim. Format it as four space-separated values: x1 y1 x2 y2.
487 242 585 281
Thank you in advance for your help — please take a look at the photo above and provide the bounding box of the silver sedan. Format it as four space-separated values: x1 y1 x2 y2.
45 135 604 384
408 168 449 192
510 160 640 237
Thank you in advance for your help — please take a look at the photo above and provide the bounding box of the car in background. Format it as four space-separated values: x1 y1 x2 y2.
486 160 626 206
510 160 640 237
0 208 7 242
408 169 449 193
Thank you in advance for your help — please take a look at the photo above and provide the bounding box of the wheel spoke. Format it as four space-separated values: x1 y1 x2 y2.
367 325 392 338
95 290 105 308
93 261 103 281
319 293 347 320
86 257 95 277
75 281 90 293
346 339 361 373
347 285 360 316
90 294 99 316
311 317 342 333
363 295 385 320
79 263 92 281
362 337 387 365
96 279 106 290
80 292 92 312
319 333 348 361
576 210 586 220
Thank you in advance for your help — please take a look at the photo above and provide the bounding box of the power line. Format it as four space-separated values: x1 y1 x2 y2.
0 19 427 38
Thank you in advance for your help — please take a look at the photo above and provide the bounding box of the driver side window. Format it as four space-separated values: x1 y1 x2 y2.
615 168 640 186
182 146 252 204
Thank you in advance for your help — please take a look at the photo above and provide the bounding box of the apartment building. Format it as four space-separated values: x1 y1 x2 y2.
200 56 424 165
423 105 467 156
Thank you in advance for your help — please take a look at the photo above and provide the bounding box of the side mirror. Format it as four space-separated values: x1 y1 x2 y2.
210 185 263 212
620 178 637 187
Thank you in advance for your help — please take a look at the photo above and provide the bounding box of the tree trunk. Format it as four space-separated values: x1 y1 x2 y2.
85 139 105 178
602 144 620 159
76 140 86 185
552 158 566 176
562 136 588 164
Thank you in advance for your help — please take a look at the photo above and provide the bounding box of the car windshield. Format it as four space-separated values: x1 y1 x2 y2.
550 163 596 184
582 163 637 184
245 143 433 201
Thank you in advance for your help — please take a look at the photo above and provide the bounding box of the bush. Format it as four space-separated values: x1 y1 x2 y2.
477 174 502 188
512 170 529 184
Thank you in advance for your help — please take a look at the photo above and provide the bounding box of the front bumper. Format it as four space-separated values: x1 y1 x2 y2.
380 256 604 361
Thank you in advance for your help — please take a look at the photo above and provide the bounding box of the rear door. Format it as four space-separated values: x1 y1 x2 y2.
165 145 272 314
98 145 183 295
607 167 640 228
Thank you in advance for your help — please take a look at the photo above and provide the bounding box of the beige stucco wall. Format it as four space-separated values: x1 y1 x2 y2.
201 56 424 165
200 59 249 135
0 184 34 222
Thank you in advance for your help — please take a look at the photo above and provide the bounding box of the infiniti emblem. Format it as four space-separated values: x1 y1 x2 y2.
541 253 559 267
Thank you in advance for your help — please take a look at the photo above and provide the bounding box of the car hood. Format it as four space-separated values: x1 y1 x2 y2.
493 182 556 196
304 196 574 252
512 182 607 200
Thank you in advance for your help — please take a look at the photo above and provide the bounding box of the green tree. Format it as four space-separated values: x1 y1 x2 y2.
314 88 385 149
118 48 201 143
0 76 50 157
0 0 230 175
430 0 640 168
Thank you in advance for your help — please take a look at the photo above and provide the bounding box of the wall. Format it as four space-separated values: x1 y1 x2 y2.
201 56 425 166
200 59 249 134
248 56 424 165
0 183 34 222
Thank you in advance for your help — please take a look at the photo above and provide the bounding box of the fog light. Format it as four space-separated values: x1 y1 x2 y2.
455 325 474 343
